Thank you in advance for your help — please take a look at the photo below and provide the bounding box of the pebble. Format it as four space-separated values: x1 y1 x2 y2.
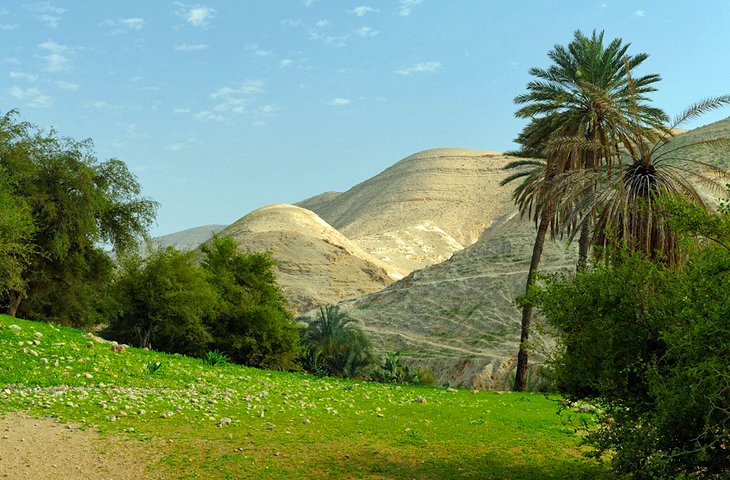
33 332 43 338
8 324 21 330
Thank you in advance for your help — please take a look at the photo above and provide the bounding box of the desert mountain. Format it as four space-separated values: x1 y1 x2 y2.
215 204 406 313
151 224 227 251
298 148 518 273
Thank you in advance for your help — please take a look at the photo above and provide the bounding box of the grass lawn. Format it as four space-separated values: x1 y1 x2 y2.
0 314 613 479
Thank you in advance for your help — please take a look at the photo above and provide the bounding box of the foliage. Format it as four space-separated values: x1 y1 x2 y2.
0 166 34 299
146 361 162 375
204 350 229 367
201 236 301 370
300 305 373 378
0 314 614 479
105 248 216 357
528 197 730 478
0 110 157 324
370 351 425 385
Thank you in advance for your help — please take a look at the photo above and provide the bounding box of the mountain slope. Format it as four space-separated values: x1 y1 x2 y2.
216 204 407 313
152 224 227 251
298 148 518 273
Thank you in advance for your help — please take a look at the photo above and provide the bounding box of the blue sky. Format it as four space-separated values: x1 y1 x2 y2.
2 1 729 236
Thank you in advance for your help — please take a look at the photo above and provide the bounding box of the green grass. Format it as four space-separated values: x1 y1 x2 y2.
0 314 613 479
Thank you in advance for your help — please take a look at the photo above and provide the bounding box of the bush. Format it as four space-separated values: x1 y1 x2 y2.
205 350 229 367
105 247 216 357
371 351 427 385
530 246 730 478
201 236 301 370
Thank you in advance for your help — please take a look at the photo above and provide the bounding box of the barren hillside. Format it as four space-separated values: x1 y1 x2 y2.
216 204 407 313
298 148 518 273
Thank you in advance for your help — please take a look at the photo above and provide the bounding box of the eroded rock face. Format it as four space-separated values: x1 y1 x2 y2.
216 204 406 313
298 148 518 273
338 211 578 390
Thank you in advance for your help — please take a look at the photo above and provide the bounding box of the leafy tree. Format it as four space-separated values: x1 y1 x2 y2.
106 247 216 356
0 166 34 300
201 236 301 370
528 195 730 478
0 111 157 324
300 305 373 378
506 30 665 390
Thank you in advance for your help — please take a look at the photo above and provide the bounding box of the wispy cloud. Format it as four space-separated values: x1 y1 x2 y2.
24 2 66 28
633 9 646 16
196 80 266 119
9 86 52 107
55 80 79 90
195 110 225 122
279 59 293 68
38 41 71 72
355 26 378 37
173 107 191 114
350 6 378 16
1 57 20 65
302 0 318 7
174 43 209 51
85 100 110 109
101 17 145 33
327 97 351 106
0 23 20 30
175 3 215 27
396 61 441 75
10 71 37 82
398 0 423 17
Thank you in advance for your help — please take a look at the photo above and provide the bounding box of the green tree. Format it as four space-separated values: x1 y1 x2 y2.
201 236 301 370
300 305 373 378
0 111 157 324
507 30 666 390
0 166 34 300
528 193 730 477
106 247 216 356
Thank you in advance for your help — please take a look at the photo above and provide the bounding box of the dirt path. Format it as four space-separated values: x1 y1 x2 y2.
0 413 160 480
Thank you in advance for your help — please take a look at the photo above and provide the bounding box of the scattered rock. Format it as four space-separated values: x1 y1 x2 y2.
112 344 126 353
415 396 427 404
40 358 48 365
86 342 94 348
9 324 21 331
218 417 232 427
33 332 43 338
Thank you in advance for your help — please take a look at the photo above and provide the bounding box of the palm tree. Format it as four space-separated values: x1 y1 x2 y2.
507 30 666 391
300 305 373 377
567 95 730 265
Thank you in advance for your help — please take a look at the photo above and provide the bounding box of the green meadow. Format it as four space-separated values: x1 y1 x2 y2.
0 314 612 479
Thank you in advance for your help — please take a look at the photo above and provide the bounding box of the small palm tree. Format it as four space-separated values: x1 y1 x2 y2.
300 305 373 378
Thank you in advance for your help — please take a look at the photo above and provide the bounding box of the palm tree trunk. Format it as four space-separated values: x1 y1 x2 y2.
577 218 590 271
514 212 551 391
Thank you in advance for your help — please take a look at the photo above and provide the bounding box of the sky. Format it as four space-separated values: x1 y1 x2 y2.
2 1 730 236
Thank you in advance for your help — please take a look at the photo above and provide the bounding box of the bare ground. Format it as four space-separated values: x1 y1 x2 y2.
0 413 161 480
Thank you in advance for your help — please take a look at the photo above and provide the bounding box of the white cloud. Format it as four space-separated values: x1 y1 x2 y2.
1 57 20 65
260 104 279 114
85 100 110 109
9 86 52 107
350 6 378 16
398 0 423 16
38 41 71 72
254 50 273 57
195 110 225 122
315 19 330 28
174 107 191 114
167 143 183 151
175 3 215 27
327 97 351 106
634 9 646 16
208 80 265 115
24 2 66 28
10 71 37 82
396 61 441 75
281 18 303 28
0 24 20 30
279 59 293 67
55 80 80 90
101 17 145 33
175 43 209 51
355 26 378 37
302 0 318 7
251 120 266 127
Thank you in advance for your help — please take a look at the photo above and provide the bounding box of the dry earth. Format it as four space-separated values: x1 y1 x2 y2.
0 413 158 480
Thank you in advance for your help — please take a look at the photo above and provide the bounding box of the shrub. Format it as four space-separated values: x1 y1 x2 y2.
205 350 229 367
371 351 423 385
